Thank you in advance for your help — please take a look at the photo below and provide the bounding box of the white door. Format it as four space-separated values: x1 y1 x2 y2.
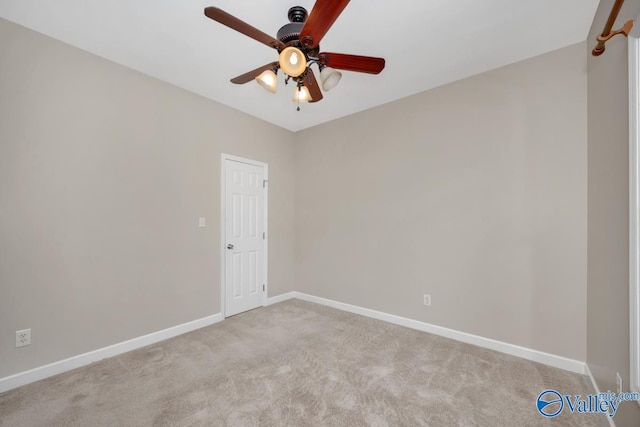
224 158 266 317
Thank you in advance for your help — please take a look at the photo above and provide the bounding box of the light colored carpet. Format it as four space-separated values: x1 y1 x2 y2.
0 299 601 426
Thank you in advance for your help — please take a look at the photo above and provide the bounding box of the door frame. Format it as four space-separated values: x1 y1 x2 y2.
629 16 640 398
220 153 268 318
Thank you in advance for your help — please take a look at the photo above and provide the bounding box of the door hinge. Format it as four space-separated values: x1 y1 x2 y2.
263 284 265 292
263 179 268 188
263 232 265 240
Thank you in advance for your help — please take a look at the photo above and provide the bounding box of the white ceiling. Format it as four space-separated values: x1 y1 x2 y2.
0 0 599 132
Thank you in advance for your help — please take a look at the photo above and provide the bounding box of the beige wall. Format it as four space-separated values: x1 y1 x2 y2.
587 1 640 426
295 43 588 361
0 18 295 377
6 9 639 424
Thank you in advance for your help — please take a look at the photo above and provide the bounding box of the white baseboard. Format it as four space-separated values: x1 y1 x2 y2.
282 292 586 375
0 313 222 394
266 291 297 306
585 364 616 427
2 292 588 394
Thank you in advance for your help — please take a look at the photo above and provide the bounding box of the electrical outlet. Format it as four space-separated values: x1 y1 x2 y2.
15 329 31 348
423 294 431 306
616 372 623 394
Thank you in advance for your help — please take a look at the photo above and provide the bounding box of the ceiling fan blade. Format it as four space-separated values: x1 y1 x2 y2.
204 7 285 51
304 69 323 103
230 62 279 84
319 52 385 74
299 0 350 49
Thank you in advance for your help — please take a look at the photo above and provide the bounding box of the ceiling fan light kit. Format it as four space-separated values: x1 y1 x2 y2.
255 69 278 93
320 66 342 91
204 0 385 110
279 46 307 77
293 85 312 102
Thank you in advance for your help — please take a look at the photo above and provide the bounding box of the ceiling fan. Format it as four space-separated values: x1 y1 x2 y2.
204 0 385 109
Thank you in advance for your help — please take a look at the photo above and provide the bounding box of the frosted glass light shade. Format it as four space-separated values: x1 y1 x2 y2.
255 70 277 93
279 47 307 77
320 67 342 91
292 86 312 102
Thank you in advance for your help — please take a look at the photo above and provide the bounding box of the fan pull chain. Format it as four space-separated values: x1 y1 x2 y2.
297 86 301 112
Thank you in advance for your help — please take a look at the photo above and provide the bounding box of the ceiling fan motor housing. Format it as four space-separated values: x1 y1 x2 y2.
276 6 319 56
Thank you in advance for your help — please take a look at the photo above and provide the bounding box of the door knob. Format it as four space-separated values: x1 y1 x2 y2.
227 244 234 250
